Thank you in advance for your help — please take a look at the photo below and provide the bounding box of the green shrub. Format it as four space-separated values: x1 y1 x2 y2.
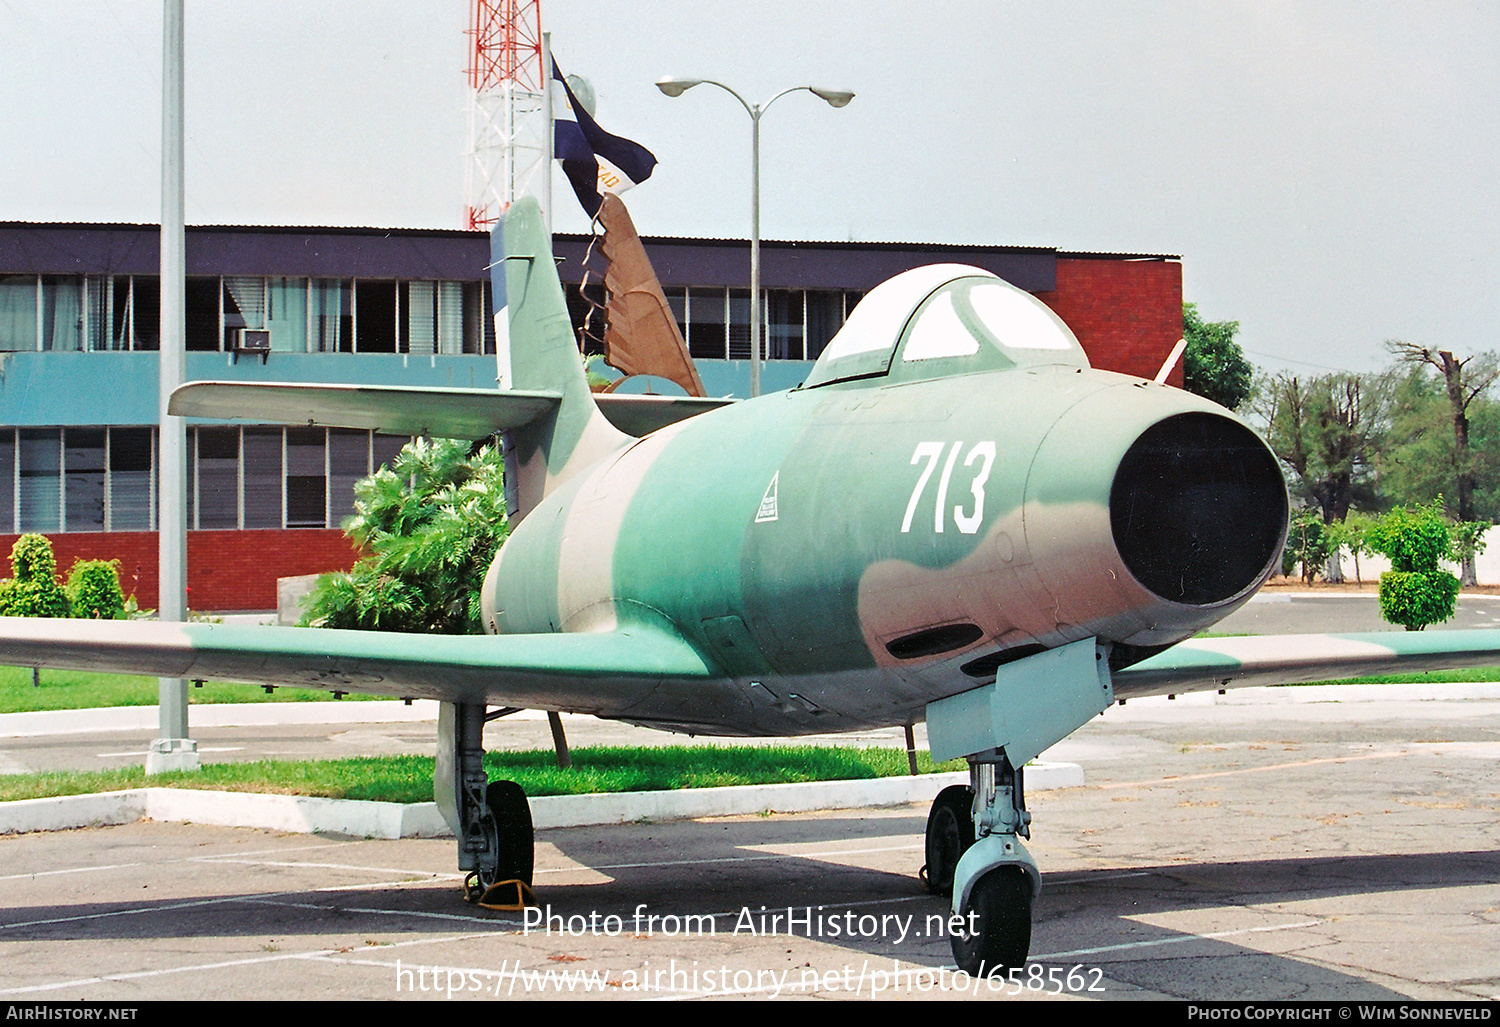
0 534 69 618
66 559 126 620
1377 569 1461 632
1366 501 1459 631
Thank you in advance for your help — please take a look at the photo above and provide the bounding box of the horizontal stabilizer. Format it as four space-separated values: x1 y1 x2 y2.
594 393 735 436
0 617 715 717
169 382 732 439
170 382 560 440
1113 629 1500 700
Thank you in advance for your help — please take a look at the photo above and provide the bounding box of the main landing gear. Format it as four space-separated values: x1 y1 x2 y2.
437 702 535 909
922 751 1038 976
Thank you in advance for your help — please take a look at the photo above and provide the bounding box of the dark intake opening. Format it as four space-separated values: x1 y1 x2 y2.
1110 412 1287 606
886 622 984 660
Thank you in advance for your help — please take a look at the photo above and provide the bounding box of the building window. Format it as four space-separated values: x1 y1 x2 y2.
222 277 266 351
63 429 106 532
355 280 397 353
0 273 493 356
0 427 156 533
0 275 38 351
194 427 239 529
600 284 856 364
328 429 371 524
132 278 161 350
241 428 283 529
766 291 805 360
266 277 306 352
311 278 353 352
185 278 221 351
285 427 327 528
0 426 416 534
109 428 154 530
686 287 726 361
17 429 61 531
0 431 12 529
41 276 84 352
184 426 407 531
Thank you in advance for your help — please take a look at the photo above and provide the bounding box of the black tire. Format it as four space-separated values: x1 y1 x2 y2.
484 779 534 887
950 866 1032 977
923 785 975 896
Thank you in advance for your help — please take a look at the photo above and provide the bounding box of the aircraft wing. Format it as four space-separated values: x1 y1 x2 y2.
168 382 734 440
0 618 716 716
1112 630 1500 700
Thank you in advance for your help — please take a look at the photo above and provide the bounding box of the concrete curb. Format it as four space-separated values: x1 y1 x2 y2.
0 763 1085 839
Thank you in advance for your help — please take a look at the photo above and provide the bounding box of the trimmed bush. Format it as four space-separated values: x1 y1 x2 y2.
1366 502 1459 631
66 559 126 620
0 534 69 618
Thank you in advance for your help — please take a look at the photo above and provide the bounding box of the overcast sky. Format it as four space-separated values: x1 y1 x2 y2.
2 1 1496 378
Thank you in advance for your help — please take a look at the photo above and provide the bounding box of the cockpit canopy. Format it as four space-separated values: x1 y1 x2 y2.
803 264 1088 389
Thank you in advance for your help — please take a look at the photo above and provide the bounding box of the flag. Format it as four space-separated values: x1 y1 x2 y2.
552 59 657 218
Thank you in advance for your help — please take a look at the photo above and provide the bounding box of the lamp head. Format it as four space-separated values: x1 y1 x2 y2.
656 77 701 98
810 87 855 108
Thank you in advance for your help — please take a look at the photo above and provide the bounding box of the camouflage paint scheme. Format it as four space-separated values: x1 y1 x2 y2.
5 196 1500 742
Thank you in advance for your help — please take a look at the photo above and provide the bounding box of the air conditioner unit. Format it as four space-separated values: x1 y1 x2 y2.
233 328 272 352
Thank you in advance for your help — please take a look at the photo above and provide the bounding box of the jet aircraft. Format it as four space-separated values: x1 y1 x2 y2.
6 196 1500 975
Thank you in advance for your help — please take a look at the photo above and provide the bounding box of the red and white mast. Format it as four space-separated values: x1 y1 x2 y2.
464 0 546 229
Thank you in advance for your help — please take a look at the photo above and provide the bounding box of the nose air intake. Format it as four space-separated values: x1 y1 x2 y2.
1110 412 1287 606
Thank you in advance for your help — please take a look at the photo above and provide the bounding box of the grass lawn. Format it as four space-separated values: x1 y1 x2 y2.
0 745 967 804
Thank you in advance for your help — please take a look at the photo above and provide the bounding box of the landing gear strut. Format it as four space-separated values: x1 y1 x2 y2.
436 702 535 908
946 751 1036 975
923 638 1114 977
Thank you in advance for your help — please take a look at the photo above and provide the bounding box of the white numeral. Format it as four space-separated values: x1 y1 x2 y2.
900 442 945 534
902 441 996 535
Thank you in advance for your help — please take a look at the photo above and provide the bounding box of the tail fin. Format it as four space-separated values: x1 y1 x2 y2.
495 196 628 522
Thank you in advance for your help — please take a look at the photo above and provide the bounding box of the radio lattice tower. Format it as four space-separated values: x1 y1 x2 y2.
465 0 545 229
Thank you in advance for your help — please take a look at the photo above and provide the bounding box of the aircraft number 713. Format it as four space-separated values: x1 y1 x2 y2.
901 440 997 535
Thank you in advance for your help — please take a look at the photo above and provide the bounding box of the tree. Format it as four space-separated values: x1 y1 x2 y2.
1365 501 1460 631
300 438 508 634
1182 303 1253 411
1283 509 1331 584
299 437 577 768
1384 342 1500 585
1260 372 1388 581
1324 511 1377 585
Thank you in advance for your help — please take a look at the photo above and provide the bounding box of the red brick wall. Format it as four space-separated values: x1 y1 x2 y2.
1034 257 1184 385
0 529 361 612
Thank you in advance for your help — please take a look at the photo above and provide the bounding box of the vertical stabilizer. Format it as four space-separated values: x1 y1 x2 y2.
494 197 628 521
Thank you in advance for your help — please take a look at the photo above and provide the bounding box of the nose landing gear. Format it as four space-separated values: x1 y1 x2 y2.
923 753 1038 975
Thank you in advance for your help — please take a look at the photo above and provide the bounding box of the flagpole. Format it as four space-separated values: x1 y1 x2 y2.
542 32 553 233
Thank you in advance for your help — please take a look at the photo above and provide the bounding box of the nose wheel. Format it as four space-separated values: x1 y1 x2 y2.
951 865 1032 975
921 784 975 896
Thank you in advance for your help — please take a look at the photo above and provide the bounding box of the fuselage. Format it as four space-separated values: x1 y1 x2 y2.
483 267 1289 735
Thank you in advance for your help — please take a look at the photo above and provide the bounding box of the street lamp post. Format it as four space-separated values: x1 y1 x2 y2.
657 78 853 398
